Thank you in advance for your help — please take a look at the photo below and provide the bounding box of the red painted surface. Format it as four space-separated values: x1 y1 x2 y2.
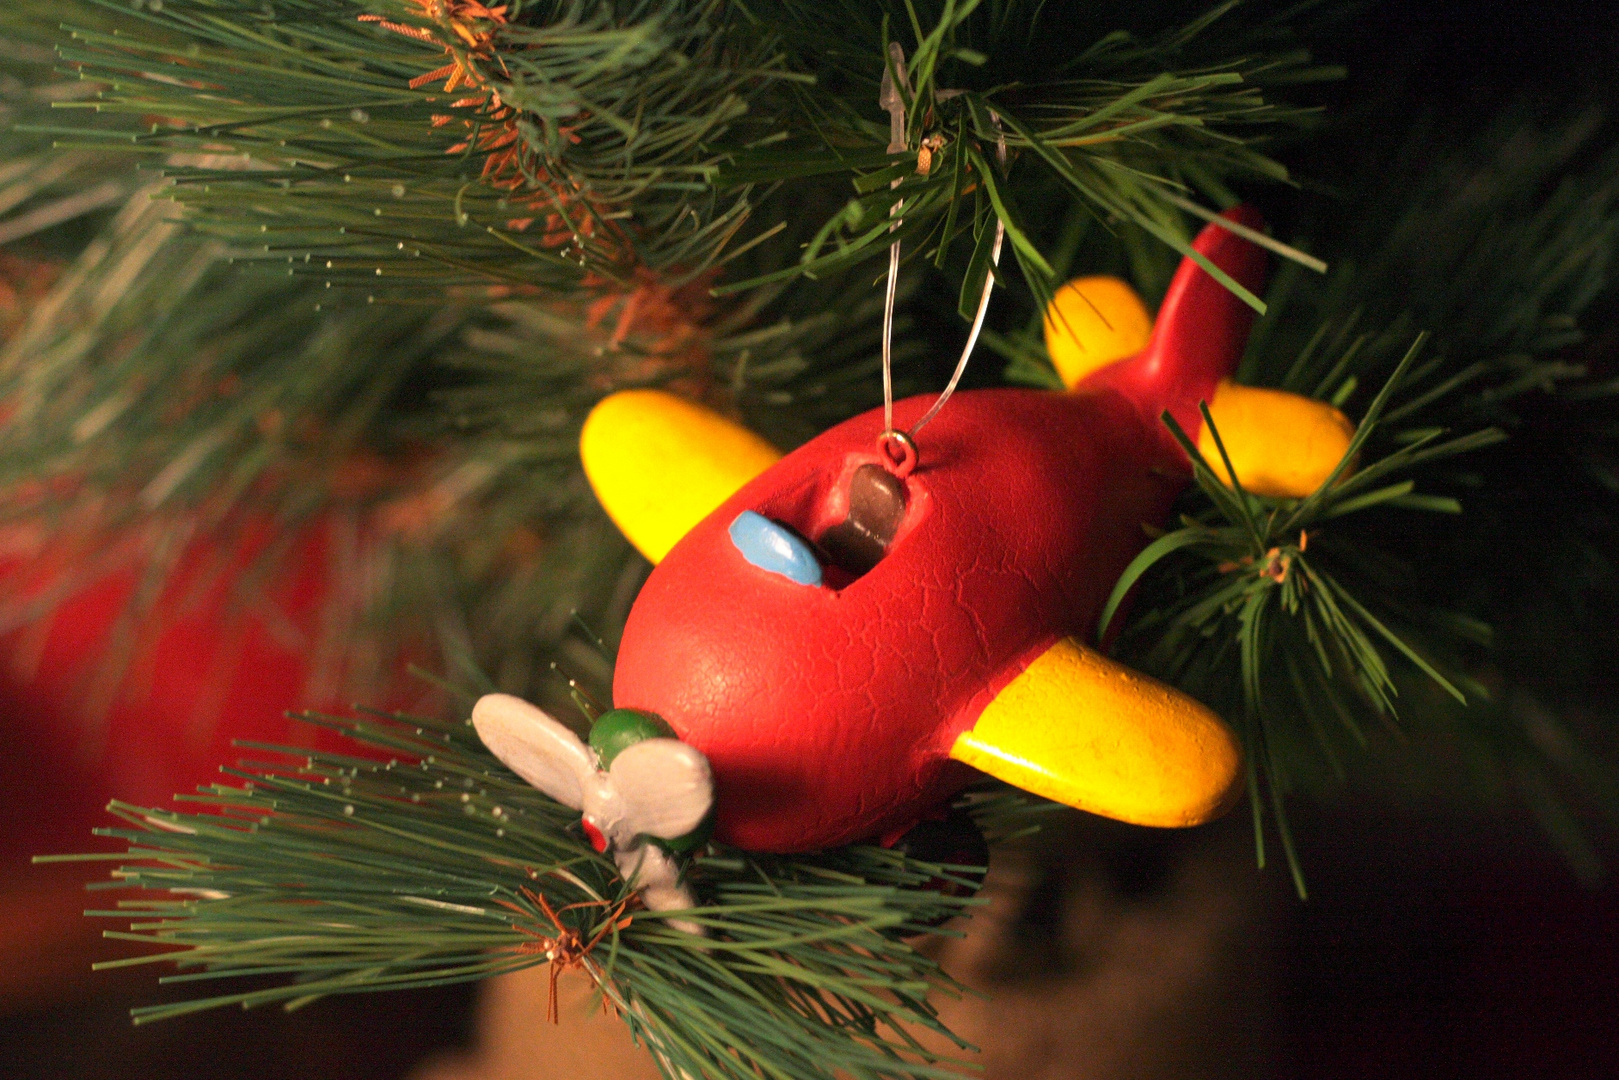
0 518 377 997
0 521 359 866
614 209 1268 853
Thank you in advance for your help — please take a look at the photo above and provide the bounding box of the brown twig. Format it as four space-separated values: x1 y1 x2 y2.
501 888 635 1023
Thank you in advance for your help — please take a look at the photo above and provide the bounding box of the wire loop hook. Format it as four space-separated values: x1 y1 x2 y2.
877 428 918 479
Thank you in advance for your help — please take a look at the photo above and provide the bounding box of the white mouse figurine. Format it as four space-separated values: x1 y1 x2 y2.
471 694 713 933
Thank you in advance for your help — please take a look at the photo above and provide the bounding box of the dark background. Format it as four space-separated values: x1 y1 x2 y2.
7 2 1619 1077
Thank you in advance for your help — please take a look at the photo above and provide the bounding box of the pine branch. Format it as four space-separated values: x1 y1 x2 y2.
40 702 1025 1080
0 35 140 255
4 0 1331 308
1098 103 1619 889
1240 103 1619 418
7 0 788 294
719 0 1334 309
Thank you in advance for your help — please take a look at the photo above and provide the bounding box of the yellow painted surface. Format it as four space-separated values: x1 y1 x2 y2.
1197 379 1356 499
950 637 1242 827
1042 276 1154 390
580 390 782 564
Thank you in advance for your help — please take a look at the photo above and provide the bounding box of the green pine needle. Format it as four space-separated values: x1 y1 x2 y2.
13 0 786 294
41 702 1033 1080
1099 335 1507 895
1 0 1332 307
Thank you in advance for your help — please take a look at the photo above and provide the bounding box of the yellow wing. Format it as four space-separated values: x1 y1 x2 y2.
580 390 782 564
950 637 1242 827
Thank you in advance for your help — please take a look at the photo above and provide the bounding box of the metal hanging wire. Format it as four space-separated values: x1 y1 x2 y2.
877 45 1005 460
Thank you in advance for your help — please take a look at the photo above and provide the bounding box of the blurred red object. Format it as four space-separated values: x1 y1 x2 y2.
0 517 383 1005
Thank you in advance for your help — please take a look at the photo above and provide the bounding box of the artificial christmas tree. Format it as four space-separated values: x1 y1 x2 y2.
1 1 1617 1077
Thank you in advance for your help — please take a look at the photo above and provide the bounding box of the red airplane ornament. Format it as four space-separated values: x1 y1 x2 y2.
577 209 1355 854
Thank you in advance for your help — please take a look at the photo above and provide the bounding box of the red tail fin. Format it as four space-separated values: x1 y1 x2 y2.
1078 206 1268 460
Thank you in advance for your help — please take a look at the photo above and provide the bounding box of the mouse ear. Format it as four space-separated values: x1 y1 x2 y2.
581 390 782 564
949 637 1242 828
608 738 713 840
471 694 596 811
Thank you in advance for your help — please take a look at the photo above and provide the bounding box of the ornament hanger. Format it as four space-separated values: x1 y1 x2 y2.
877 43 1007 478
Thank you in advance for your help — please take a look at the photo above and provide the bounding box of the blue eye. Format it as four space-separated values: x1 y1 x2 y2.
728 511 823 587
